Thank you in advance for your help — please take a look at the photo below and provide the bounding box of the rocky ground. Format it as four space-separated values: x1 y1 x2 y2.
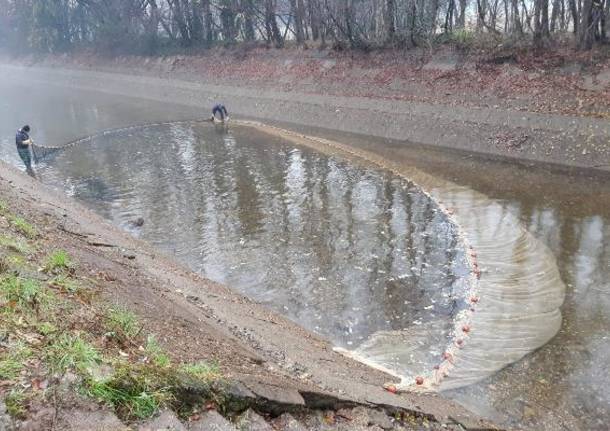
0 158 499 431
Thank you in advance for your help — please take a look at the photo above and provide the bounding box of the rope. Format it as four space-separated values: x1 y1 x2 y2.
31 118 211 163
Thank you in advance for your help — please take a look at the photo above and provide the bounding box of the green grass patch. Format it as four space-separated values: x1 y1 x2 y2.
106 307 140 342
0 235 31 255
46 333 101 374
36 321 58 336
86 364 173 420
0 342 33 380
4 389 27 419
86 360 222 421
0 275 53 313
44 250 73 273
145 335 170 368
0 199 8 215
9 216 37 239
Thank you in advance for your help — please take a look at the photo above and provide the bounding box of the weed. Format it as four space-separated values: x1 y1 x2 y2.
49 274 80 294
179 361 220 381
145 335 170 367
9 216 37 239
46 333 100 373
86 360 222 421
0 342 33 380
106 307 140 342
86 364 173 420
0 276 52 312
36 321 58 336
5 255 26 268
0 235 31 255
0 200 8 214
4 389 27 419
0 256 8 274
88 380 162 420
44 250 73 273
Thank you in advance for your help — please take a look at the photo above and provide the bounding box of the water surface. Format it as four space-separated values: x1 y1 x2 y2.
35 122 471 382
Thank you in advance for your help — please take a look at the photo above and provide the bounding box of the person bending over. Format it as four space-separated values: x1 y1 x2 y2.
211 104 229 122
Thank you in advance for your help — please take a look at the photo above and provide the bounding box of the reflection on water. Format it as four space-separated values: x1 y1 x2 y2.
36 123 471 381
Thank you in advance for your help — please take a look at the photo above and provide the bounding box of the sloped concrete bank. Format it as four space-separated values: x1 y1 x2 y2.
1 62 609 174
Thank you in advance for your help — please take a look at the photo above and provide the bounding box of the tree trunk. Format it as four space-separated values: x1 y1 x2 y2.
512 0 523 33
578 0 594 48
190 0 203 42
170 0 191 46
201 0 214 42
542 0 550 36
550 0 561 31
458 0 467 28
309 0 321 40
265 0 283 47
146 0 160 52
386 0 396 41
569 0 578 32
289 0 305 44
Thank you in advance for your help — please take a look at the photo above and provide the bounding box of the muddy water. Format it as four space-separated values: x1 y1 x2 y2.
1 79 609 431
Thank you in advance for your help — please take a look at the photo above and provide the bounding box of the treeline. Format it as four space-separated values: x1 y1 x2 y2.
0 0 607 54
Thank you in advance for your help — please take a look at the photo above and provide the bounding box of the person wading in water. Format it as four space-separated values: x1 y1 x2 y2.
211 104 229 122
15 125 35 176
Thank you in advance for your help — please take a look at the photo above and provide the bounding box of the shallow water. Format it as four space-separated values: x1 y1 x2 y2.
1 77 609 430
34 122 471 382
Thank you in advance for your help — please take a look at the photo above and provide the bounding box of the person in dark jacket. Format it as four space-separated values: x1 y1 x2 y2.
15 125 33 171
211 104 229 122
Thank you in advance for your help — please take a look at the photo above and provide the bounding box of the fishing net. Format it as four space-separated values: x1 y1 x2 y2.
251 124 567 393
31 143 64 164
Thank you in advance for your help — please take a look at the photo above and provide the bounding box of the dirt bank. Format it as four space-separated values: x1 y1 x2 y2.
3 48 610 173
0 158 500 431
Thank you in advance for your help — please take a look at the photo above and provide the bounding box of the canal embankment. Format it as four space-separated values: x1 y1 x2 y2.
2 50 610 174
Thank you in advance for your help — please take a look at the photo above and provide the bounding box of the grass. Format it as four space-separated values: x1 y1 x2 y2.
0 206 229 424
145 336 171 368
106 307 140 342
0 275 53 312
86 359 222 421
5 255 26 268
9 216 37 239
44 250 73 273
36 321 58 336
4 389 27 419
46 333 101 373
0 343 33 380
0 234 32 255
179 361 221 381
86 364 173 420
